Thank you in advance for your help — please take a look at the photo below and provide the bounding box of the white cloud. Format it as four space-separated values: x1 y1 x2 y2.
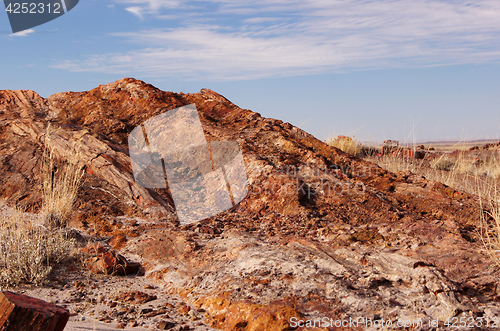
10 29 35 37
126 6 144 19
115 0 180 16
53 0 500 80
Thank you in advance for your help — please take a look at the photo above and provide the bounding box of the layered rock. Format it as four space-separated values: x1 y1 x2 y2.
0 78 498 330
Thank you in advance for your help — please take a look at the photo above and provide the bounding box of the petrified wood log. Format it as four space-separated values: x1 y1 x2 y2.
0 291 69 331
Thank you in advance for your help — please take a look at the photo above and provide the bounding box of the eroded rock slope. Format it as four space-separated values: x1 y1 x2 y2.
0 78 498 330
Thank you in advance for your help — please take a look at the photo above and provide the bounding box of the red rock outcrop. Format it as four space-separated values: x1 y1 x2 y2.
81 243 142 276
0 78 498 330
0 291 69 331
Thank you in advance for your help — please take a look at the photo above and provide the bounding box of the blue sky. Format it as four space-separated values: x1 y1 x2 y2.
1 0 500 143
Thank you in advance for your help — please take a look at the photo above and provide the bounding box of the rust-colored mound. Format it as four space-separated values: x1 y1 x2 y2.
1 78 498 330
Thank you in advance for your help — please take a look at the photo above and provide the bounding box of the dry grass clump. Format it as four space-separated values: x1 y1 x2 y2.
0 209 76 288
452 154 474 175
478 155 500 179
430 156 455 171
430 152 500 179
42 126 84 229
490 165 500 180
326 135 363 156
369 154 417 174
479 188 500 270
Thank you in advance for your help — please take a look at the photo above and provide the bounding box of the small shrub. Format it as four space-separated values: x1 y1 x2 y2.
453 155 474 175
0 209 76 288
489 166 500 179
430 156 455 171
275 137 298 155
326 135 363 156
484 156 500 179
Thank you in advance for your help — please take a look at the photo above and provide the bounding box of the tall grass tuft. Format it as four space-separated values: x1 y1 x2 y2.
479 187 500 270
42 125 84 229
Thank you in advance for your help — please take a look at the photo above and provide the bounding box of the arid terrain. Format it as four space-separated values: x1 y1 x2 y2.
1 78 500 330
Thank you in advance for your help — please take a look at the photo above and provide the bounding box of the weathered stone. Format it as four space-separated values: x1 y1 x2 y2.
157 320 176 330
144 308 167 318
0 291 69 331
80 243 106 255
113 291 157 305
178 304 190 315
82 245 142 276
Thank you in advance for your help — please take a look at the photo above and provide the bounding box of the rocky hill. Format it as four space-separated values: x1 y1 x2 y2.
0 78 498 330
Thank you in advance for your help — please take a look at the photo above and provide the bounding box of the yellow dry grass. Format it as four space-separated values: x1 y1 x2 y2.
479 187 500 270
0 208 76 288
367 150 499 197
326 135 363 156
42 125 85 229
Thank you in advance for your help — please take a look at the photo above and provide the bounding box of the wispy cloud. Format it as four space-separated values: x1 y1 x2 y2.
116 0 180 17
52 0 500 80
125 6 144 19
10 29 36 37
